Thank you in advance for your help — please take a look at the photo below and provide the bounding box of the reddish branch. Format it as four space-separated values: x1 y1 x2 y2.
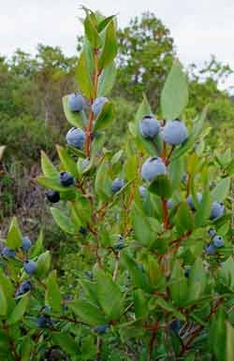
162 197 170 229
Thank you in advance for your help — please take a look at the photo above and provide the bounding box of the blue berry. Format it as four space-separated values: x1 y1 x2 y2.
161 119 188 145
170 319 181 333
1 247 16 258
113 235 125 250
111 178 125 193
139 115 160 139
85 271 93 280
91 97 108 117
68 93 84 112
186 193 203 211
79 226 87 235
59 172 74 187
36 314 53 328
167 199 174 209
24 260 37 275
45 190 60 203
141 157 167 182
81 158 90 170
93 324 109 334
21 236 32 252
210 201 225 220
213 235 225 248
208 228 216 238
184 267 190 278
66 127 86 150
181 173 188 184
15 280 32 297
139 186 147 199
205 244 216 255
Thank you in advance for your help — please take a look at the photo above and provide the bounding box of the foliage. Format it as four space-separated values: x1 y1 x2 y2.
0 8 234 361
114 12 175 109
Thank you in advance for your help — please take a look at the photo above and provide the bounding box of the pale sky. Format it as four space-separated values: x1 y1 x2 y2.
0 0 234 91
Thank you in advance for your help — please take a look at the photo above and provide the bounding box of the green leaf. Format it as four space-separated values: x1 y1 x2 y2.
20 336 32 361
99 20 118 70
79 279 100 304
19 336 31 361
70 299 106 325
218 257 234 291
226 322 234 361
8 296 28 325
161 60 189 120
187 258 207 303
80 335 97 360
171 107 207 161
111 149 123 165
169 157 184 188
209 307 226 361
56 145 77 178
41 150 58 178
36 176 76 195
35 251 51 278
169 261 188 306
84 13 101 49
97 61 116 96
122 253 153 293
62 95 86 128
53 333 78 355
155 298 185 321
133 289 149 319
225 159 234 176
6 216 22 249
71 194 92 225
93 101 115 131
30 230 43 258
96 269 122 320
0 286 7 316
76 52 94 100
211 177 230 202
194 191 212 227
50 208 77 234
98 15 116 32
131 203 155 245
94 159 112 200
148 175 172 199
0 269 14 301
45 270 62 312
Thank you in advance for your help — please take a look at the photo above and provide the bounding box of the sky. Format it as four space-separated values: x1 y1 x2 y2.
0 0 233 91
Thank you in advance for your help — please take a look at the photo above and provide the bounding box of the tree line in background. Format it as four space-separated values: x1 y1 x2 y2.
0 12 233 239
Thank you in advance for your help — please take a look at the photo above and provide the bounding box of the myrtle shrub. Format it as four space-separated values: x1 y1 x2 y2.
0 8 234 361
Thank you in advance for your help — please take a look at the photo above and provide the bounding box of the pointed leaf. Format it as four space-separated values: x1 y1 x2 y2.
50 208 77 234
45 270 62 312
8 296 28 325
96 269 122 320
6 217 22 249
70 300 106 325
41 151 58 178
99 20 118 70
93 101 115 131
97 61 116 96
211 177 230 202
161 60 189 120
76 52 94 100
